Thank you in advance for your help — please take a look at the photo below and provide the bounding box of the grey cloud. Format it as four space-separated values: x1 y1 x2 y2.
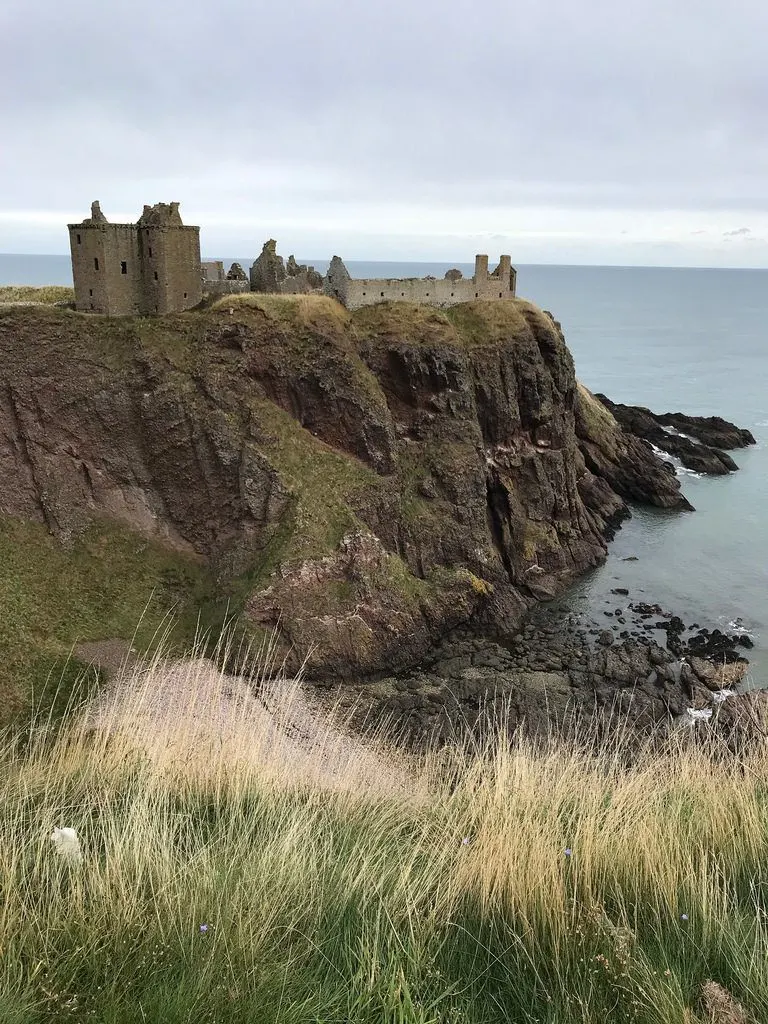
2 0 768 262
723 227 752 236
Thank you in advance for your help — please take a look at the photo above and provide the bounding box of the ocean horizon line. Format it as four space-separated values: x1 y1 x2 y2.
2 252 768 274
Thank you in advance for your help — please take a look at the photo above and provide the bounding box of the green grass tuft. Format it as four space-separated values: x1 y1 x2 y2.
0 517 213 727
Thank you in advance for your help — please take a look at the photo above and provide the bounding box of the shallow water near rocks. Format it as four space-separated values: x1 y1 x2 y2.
517 265 768 686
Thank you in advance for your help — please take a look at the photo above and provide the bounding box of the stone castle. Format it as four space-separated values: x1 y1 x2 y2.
69 203 516 316
324 254 516 310
68 201 202 315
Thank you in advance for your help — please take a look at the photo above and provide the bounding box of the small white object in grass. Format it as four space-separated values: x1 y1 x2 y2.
51 827 82 864
712 689 737 704
686 707 713 721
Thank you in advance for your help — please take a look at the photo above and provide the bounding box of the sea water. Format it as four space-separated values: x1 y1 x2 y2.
3 255 766 678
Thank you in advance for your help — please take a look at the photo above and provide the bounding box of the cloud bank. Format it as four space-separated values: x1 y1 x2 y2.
1 0 767 265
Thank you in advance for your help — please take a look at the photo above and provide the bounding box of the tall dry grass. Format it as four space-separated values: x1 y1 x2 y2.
1 643 767 1022
0 285 74 305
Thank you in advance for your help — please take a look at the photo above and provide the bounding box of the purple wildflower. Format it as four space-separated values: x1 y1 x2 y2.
461 837 471 846
199 923 209 933
564 848 572 857
680 914 689 922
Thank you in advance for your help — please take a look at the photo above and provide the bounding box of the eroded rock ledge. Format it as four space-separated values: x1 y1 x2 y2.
595 395 756 475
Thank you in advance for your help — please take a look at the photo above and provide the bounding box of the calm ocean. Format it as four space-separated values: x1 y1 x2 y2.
3 254 767 682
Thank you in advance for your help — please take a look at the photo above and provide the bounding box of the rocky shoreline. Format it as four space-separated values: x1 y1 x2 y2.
335 595 759 748
594 396 756 476
319 394 762 748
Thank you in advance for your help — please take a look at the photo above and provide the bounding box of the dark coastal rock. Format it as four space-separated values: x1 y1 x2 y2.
337 583 758 750
574 384 694 508
653 411 755 449
347 616 755 748
0 299 645 684
594 396 754 475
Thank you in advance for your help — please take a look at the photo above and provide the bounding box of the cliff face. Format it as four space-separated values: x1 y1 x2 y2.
0 296 689 685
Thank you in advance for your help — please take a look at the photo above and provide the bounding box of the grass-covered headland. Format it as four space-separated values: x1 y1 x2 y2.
1 649 766 1024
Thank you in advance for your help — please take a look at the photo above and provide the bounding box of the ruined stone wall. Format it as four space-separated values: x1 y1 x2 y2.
69 224 144 315
325 255 517 311
69 225 110 312
202 279 250 297
201 260 225 283
342 275 502 309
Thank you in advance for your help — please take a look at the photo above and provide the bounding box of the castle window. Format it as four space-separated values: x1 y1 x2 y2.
450 292 454 297
362 292 366 296
380 291 384 297
499 292 502 298
401 292 404 297
94 257 99 271
183 292 187 299
148 247 153 257
475 292 478 298
121 261 127 275
154 271 158 281
76 234 81 244
89 289 93 296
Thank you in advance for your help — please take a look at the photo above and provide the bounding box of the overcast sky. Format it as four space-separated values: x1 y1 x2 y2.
2 0 767 266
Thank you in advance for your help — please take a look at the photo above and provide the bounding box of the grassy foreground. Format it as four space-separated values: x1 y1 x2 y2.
1 653 767 1024
0 285 74 304
0 517 213 727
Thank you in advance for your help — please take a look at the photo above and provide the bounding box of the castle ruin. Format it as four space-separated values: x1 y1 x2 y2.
68 205 517 316
201 260 250 297
68 201 202 316
323 254 516 310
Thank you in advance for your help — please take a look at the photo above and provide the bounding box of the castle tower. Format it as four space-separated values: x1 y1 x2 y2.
136 202 201 315
68 201 202 316
473 254 489 283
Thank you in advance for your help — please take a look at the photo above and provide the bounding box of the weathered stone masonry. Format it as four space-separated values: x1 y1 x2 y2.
324 254 517 310
68 201 202 316
70 206 518 315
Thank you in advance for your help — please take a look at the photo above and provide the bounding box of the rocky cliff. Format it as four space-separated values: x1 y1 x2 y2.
0 295 692 713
